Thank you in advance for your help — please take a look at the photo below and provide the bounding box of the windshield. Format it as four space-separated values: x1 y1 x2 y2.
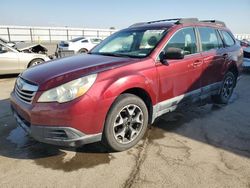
90 29 167 58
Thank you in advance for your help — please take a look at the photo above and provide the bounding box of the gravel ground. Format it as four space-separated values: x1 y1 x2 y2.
0 72 249 188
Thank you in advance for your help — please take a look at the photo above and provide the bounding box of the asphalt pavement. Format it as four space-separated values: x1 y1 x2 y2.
0 73 249 188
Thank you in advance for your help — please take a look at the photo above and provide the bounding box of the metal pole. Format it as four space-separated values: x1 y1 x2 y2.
66 29 69 40
82 29 85 37
7 27 11 42
30 28 33 42
49 29 51 43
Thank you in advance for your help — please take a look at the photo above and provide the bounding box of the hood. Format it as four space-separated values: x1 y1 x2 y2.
14 43 48 53
20 54 138 91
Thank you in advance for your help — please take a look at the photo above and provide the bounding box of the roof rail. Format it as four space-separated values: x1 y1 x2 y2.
129 18 199 27
147 18 199 24
129 18 226 28
200 20 226 27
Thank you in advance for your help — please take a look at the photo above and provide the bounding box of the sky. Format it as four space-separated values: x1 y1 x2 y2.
1 0 250 33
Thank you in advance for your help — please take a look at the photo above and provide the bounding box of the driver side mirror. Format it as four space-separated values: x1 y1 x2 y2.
159 47 185 65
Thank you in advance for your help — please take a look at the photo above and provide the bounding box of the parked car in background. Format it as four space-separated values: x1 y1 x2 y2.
0 37 48 54
0 41 50 75
13 43 48 54
237 39 250 48
56 37 102 57
243 47 250 70
11 18 242 151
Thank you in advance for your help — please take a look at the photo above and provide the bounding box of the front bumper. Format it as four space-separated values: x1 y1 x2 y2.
12 109 102 147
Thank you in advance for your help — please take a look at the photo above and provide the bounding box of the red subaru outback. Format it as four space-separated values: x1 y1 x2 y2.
10 18 243 151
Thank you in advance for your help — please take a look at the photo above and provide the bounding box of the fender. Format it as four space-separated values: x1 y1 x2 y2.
101 71 158 105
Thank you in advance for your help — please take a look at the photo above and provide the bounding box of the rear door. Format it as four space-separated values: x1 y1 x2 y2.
156 27 203 109
198 27 225 95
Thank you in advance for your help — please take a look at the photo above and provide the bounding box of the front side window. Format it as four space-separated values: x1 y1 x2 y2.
198 27 220 51
220 30 235 47
91 29 167 58
164 27 197 55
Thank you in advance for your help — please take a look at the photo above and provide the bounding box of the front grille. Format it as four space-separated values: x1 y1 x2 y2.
15 77 38 104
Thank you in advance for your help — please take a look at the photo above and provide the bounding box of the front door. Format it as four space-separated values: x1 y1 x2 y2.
155 27 203 114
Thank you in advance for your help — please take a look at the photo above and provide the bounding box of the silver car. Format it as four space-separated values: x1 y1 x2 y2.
0 41 50 75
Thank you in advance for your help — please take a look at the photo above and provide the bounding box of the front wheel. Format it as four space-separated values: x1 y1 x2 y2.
28 59 44 67
212 71 236 104
102 94 148 151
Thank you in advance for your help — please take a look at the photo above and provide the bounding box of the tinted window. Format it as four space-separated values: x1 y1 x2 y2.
198 27 220 51
220 30 235 47
164 27 197 55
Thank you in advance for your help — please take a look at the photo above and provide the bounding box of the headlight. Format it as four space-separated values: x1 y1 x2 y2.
38 74 97 103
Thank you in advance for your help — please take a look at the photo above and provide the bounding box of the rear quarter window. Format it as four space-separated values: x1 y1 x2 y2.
220 30 235 47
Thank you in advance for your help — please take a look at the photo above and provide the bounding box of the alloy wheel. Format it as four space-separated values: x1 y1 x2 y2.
113 104 144 144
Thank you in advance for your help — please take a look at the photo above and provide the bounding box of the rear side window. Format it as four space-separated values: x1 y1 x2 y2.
165 27 197 55
220 30 235 47
198 27 221 51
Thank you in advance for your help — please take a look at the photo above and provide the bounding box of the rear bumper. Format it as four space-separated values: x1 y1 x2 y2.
12 109 102 147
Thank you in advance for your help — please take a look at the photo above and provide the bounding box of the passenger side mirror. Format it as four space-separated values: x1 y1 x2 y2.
159 47 185 65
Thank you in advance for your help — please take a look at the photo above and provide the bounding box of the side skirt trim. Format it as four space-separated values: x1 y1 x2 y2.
151 82 222 123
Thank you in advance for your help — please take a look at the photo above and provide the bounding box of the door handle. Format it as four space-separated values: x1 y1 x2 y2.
223 54 228 59
192 60 202 67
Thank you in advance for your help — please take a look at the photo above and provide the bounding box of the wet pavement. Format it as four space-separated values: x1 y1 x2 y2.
0 73 249 187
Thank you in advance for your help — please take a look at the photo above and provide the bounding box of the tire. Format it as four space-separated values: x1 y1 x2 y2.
78 48 88 54
212 71 236 104
102 94 149 151
28 59 44 67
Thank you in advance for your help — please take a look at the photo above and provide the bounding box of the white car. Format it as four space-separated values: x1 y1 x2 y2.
0 41 50 75
56 37 102 57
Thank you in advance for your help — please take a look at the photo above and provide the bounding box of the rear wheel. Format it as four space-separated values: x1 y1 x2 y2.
102 94 148 151
212 71 236 104
28 59 44 67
